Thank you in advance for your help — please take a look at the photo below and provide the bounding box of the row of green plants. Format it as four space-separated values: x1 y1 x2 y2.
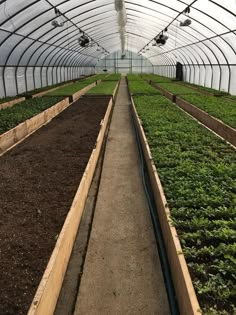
47 80 95 96
86 81 118 95
126 73 144 81
0 74 99 104
180 94 236 129
158 82 201 95
0 95 23 105
47 74 111 96
0 97 64 134
139 75 236 129
127 75 161 95
102 73 121 81
141 73 172 83
133 95 236 315
181 81 230 96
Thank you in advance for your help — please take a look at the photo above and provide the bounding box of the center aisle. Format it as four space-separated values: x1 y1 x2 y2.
74 77 170 315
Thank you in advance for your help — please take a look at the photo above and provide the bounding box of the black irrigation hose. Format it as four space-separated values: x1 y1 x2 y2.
130 102 179 315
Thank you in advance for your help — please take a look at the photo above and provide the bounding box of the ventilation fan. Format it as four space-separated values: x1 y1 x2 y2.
180 19 192 27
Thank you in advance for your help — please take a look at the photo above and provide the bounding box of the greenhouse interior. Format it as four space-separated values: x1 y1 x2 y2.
0 0 235 315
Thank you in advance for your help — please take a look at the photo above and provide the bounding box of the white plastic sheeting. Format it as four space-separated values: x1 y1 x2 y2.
0 0 235 96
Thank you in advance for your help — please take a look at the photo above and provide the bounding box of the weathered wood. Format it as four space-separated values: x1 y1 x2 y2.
176 97 236 147
0 97 26 110
131 97 201 315
27 97 114 315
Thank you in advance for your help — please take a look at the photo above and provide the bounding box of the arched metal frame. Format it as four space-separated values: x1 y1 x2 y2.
0 0 236 96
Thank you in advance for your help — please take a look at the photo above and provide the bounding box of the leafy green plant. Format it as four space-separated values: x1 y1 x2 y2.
134 95 236 314
0 97 64 134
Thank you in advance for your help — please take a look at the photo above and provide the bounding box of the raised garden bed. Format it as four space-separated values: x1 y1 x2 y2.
158 83 201 96
178 94 236 130
0 95 112 315
127 77 162 95
86 80 119 95
102 73 121 81
141 74 172 83
0 96 26 110
0 97 64 135
132 95 236 315
126 73 144 81
47 81 98 102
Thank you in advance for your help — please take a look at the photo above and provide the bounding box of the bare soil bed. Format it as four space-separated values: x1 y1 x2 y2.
0 96 110 315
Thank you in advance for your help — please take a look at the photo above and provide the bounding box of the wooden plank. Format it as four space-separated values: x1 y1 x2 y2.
27 97 114 315
0 97 26 110
131 97 201 315
176 97 236 147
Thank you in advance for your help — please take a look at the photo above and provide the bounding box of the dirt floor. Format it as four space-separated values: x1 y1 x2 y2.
0 96 110 315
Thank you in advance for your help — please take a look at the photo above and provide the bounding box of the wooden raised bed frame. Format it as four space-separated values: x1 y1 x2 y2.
0 81 98 155
131 96 201 315
27 80 120 315
0 97 26 110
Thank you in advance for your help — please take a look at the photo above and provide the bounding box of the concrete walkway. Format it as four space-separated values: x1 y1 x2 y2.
74 77 170 315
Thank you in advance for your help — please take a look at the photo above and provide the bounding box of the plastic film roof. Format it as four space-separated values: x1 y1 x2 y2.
0 0 235 68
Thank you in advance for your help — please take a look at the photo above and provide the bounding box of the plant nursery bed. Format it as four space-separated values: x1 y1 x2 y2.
0 96 26 110
0 95 111 315
176 96 236 147
132 95 236 315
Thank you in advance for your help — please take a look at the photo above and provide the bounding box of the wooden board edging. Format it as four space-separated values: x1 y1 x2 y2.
176 97 236 147
0 97 26 110
131 97 201 315
27 96 114 315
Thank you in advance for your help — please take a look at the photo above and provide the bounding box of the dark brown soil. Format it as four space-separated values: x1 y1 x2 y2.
0 96 110 315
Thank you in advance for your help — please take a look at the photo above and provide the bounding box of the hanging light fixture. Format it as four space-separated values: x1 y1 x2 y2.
180 6 192 27
78 34 90 47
